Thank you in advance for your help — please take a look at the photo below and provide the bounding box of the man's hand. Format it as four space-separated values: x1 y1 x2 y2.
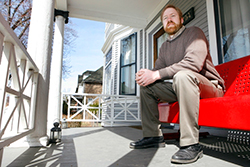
135 69 161 86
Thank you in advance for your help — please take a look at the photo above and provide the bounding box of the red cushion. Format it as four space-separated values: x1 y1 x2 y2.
159 95 250 131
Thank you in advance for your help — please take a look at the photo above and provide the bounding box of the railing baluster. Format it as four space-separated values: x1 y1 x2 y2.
0 42 10 132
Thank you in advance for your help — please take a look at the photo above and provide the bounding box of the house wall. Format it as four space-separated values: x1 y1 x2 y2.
84 83 102 94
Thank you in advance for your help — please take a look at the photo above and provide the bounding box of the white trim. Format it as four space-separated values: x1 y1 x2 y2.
147 0 170 25
68 7 148 29
115 40 120 95
206 0 219 65
55 0 68 11
136 30 145 96
102 26 139 53
145 17 162 69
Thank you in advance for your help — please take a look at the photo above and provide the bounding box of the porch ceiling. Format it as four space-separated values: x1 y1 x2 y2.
55 0 168 28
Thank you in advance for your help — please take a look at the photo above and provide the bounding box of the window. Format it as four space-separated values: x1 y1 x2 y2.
105 48 112 94
105 47 112 65
216 0 250 63
120 33 137 95
153 27 168 66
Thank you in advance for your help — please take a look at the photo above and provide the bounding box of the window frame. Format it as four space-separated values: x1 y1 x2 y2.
119 33 137 95
153 27 167 67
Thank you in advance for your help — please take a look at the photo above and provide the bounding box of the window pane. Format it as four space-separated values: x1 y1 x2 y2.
157 33 168 58
121 34 136 66
219 0 250 62
105 48 112 65
120 65 135 95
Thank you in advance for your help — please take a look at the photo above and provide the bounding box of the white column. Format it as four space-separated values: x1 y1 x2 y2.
47 13 66 133
26 0 55 146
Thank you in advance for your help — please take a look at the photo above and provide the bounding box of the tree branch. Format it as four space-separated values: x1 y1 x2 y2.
18 21 30 39
11 8 31 30
7 0 12 24
11 0 25 21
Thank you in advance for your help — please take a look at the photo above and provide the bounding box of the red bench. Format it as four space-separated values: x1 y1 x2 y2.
159 55 250 138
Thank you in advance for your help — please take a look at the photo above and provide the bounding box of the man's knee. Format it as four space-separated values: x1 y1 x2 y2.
140 85 150 97
173 71 198 83
173 71 199 91
140 85 146 92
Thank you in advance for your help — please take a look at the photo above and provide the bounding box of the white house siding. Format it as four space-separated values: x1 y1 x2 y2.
112 40 119 95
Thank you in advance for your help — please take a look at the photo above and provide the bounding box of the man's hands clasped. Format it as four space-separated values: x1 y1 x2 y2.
135 69 161 86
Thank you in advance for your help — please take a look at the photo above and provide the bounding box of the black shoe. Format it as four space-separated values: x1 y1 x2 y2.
171 143 203 164
130 136 165 149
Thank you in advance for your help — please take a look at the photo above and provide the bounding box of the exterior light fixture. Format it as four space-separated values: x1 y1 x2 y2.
49 122 62 143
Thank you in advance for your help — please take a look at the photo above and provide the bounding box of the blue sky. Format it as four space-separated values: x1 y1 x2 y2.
62 18 105 93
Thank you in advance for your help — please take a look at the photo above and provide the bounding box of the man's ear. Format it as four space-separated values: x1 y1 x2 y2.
181 17 184 24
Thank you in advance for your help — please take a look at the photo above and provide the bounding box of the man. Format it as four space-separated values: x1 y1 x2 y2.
130 4 225 164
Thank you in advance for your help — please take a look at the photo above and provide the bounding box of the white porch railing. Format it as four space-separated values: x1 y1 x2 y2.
62 93 141 126
0 13 38 151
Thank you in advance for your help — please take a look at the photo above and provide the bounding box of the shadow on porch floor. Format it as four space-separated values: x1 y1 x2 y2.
2 126 250 167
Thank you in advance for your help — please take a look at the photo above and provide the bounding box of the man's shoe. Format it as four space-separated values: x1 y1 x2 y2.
130 136 165 149
171 143 203 164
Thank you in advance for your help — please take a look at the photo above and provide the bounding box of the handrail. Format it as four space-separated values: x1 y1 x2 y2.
62 93 140 127
0 13 38 150
0 14 38 72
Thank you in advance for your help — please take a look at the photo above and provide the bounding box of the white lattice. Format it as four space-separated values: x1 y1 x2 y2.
0 13 38 149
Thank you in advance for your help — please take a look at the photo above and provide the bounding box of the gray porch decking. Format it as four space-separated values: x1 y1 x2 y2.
2 127 250 167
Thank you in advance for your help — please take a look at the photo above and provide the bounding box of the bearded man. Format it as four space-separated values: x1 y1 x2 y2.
130 4 225 164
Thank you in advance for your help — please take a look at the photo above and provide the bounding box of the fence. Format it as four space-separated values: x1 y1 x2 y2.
0 13 38 153
62 93 141 126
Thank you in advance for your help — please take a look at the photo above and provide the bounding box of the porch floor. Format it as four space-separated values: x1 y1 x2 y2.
2 126 250 167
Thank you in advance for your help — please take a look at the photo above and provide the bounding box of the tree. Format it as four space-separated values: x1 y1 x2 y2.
0 0 32 46
0 0 77 79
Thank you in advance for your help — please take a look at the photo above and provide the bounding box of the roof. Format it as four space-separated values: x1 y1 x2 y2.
83 66 103 84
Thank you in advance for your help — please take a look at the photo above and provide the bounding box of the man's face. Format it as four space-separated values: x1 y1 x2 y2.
162 7 183 35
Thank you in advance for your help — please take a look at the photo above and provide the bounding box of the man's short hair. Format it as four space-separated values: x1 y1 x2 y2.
160 4 183 22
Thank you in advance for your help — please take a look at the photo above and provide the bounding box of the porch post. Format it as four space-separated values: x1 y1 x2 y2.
26 0 55 146
47 9 68 133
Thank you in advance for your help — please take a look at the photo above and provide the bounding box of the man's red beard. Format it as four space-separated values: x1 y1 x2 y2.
164 20 183 35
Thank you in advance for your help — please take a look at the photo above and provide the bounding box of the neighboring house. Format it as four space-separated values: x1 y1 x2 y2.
101 0 250 127
76 66 103 94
